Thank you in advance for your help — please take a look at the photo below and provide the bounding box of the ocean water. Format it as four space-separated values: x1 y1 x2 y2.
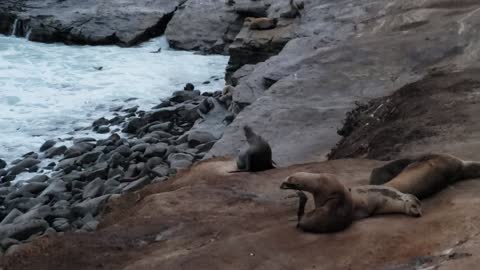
0 35 228 167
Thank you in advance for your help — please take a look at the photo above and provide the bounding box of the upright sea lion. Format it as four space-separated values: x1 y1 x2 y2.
280 172 421 233
233 125 275 172
371 153 480 199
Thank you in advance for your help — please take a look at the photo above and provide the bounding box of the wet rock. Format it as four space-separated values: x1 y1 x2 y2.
104 178 121 194
144 143 168 158
187 130 217 147
27 175 49 183
83 162 109 181
76 151 102 166
5 196 49 213
123 118 147 134
62 171 83 183
39 180 67 198
72 195 111 217
122 176 152 193
195 141 216 153
64 142 96 159
13 205 52 224
92 117 109 128
0 219 49 241
109 115 126 126
18 182 48 195
56 157 78 173
96 126 110 134
45 145 68 158
40 140 56 152
108 167 124 180
184 83 195 91
52 218 71 232
148 122 173 132
170 90 200 103
73 137 96 144
0 169 7 177
131 143 149 153
114 145 132 158
82 178 105 199
22 152 39 159
107 152 125 169
148 107 178 122
7 158 41 176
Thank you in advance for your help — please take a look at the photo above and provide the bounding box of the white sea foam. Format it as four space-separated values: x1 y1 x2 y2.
0 35 228 168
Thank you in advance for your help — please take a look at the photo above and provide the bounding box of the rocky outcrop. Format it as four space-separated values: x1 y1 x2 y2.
0 0 182 46
208 0 480 166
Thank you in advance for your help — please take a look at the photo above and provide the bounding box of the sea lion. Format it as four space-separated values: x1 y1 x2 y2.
248 17 278 30
280 172 421 233
372 153 480 199
370 158 415 185
232 125 275 172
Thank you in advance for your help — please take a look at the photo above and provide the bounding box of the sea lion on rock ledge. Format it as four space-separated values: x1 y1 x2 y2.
231 125 275 173
370 153 480 199
281 172 421 233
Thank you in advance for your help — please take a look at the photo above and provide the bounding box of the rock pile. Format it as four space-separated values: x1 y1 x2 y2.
0 83 233 253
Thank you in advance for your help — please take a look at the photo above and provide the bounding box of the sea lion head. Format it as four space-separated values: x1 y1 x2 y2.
280 172 341 194
402 194 422 217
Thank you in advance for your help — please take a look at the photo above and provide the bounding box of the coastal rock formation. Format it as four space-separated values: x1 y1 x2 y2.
0 0 182 46
208 0 480 165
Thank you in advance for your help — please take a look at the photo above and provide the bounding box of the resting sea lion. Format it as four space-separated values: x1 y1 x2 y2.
370 158 415 185
371 153 480 199
248 17 278 30
280 172 421 233
232 125 275 172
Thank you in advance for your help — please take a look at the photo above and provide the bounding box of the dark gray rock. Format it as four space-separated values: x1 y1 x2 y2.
123 117 147 134
27 175 49 183
45 145 67 158
144 143 168 158
39 180 67 198
167 153 194 169
131 143 149 153
1 209 23 225
122 176 152 193
169 90 200 103
82 178 105 199
0 238 20 251
195 141 216 153
56 157 78 173
40 140 56 152
64 142 95 159
92 117 109 128
108 152 125 169
148 122 173 132
76 151 102 165
107 167 124 180
52 218 71 232
151 164 169 177
114 145 132 158
83 162 109 181
0 219 49 241
73 137 96 144
96 125 110 134
72 194 111 217
0 159 5 170
7 158 41 176
18 182 48 195
13 205 52 224
148 106 178 122
187 130 217 147
5 196 49 213
82 220 99 232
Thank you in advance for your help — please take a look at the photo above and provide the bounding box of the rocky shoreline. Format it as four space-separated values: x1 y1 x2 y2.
0 83 233 254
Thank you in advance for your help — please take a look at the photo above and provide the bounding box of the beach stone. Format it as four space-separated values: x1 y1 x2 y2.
40 140 56 152
123 118 147 134
8 158 41 176
148 106 178 122
83 162 109 181
151 164 170 177
52 218 71 232
73 137 96 144
39 180 67 198
168 153 194 169
82 220 99 232
122 176 152 193
0 238 20 251
77 151 102 165
45 145 67 158
144 143 168 158
13 205 52 224
131 143 149 153
0 219 49 241
27 175 49 183
18 182 48 195
92 117 109 128
148 122 173 132
184 83 195 91
64 142 95 159
82 178 105 199
114 145 132 157
72 195 111 217
96 125 110 134
56 157 78 173
0 209 23 225
187 130 217 147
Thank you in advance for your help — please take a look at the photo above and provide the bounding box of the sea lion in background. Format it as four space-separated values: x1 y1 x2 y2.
232 125 275 172
373 153 480 199
280 172 421 233
370 158 415 185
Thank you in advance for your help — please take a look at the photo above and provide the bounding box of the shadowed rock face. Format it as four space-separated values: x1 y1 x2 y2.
208 0 480 166
0 0 182 46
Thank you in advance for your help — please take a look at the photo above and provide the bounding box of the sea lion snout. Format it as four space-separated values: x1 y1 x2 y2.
280 176 297 189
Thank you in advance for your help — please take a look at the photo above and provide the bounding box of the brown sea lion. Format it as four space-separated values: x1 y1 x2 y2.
280 172 421 233
248 17 278 30
371 153 480 199
231 125 275 172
